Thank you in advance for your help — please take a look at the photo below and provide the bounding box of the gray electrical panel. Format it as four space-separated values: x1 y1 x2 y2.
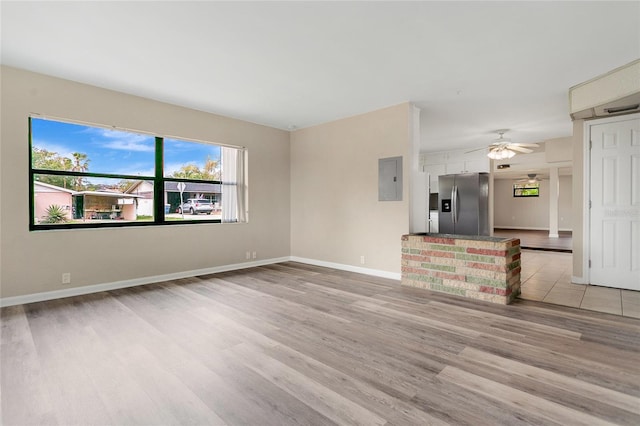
378 156 402 201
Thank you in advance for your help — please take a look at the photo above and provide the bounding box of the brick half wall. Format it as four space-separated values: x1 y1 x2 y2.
401 234 521 304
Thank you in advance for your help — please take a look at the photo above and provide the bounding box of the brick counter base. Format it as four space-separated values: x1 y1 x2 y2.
401 234 521 304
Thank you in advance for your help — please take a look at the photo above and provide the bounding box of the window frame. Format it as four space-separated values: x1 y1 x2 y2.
28 117 237 231
512 182 540 198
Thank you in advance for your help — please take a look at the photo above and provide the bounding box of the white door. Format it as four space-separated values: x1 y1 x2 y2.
589 115 640 290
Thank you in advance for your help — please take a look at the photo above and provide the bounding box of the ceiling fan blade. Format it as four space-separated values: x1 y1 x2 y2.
464 147 488 154
510 143 540 148
509 146 533 153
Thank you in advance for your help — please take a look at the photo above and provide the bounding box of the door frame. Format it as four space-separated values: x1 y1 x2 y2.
582 112 640 285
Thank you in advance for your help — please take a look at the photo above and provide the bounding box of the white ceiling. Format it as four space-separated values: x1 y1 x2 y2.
2 1 639 152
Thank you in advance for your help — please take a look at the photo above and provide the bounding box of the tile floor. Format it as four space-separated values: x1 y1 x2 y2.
518 250 640 318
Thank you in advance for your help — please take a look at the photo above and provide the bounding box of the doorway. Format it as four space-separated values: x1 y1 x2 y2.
586 113 640 291
492 165 573 251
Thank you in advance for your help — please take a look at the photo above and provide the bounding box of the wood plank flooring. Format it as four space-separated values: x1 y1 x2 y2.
2 262 639 425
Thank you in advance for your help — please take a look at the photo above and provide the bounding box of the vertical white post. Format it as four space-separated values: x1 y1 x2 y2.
549 166 559 238
488 158 494 236
409 105 426 233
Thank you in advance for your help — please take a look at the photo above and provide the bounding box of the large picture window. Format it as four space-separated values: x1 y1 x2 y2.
29 117 246 230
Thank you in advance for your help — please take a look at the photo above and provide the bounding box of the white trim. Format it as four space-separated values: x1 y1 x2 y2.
582 114 639 285
290 256 401 280
548 233 559 238
493 226 572 232
30 113 245 150
582 119 591 285
494 226 549 231
0 257 290 308
0 256 402 307
582 112 640 288
572 275 588 285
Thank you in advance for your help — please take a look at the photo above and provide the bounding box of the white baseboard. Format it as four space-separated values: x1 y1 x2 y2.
289 256 401 280
494 226 573 232
0 257 290 308
494 226 549 231
1 256 401 308
572 275 588 284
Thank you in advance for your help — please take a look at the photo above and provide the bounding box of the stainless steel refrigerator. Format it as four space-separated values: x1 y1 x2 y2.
438 172 489 236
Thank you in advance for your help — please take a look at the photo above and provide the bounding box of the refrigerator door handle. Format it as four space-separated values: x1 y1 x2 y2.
454 185 459 224
454 185 460 224
450 186 456 224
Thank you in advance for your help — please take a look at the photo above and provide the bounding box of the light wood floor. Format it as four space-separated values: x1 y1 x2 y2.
2 262 639 425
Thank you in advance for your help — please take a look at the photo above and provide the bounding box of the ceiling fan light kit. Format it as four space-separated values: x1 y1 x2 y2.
516 173 543 183
483 130 539 160
465 130 540 160
487 147 516 160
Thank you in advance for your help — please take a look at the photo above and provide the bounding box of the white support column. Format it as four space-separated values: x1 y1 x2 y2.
409 105 427 233
488 158 494 236
549 166 559 238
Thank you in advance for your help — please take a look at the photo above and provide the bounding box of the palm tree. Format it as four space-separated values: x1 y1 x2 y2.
71 152 90 190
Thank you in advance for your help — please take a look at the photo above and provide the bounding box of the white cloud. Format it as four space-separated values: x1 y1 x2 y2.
31 139 75 158
91 128 155 152
103 140 155 152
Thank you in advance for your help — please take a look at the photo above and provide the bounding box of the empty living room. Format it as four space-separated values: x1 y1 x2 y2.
1 2 639 425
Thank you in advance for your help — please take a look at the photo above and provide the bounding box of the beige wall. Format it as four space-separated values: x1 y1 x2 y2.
0 66 291 298
290 103 411 274
545 137 573 162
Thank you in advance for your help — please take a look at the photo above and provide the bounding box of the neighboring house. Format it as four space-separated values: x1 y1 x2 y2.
127 180 222 213
165 181 222 212
125 180 154 217
33 181 75 223
74 191 140 220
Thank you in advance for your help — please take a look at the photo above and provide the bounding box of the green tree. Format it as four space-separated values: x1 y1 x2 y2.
171 157 220 181
32 147 74 189
32 148 91 190
71 152 90 190
172 164 204 179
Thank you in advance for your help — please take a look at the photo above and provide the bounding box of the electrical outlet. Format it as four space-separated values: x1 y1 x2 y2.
360 255 365 265
62 272 71 284
246 251 251 260
252 251 257 259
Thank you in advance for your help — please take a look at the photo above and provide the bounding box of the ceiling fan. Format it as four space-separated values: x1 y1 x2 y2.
467 130 540 160
517 173 544 183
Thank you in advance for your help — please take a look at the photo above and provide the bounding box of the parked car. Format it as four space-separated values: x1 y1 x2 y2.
177 198 213 215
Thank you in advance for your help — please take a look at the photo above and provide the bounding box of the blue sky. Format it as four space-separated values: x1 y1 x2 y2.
31 118 221 178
